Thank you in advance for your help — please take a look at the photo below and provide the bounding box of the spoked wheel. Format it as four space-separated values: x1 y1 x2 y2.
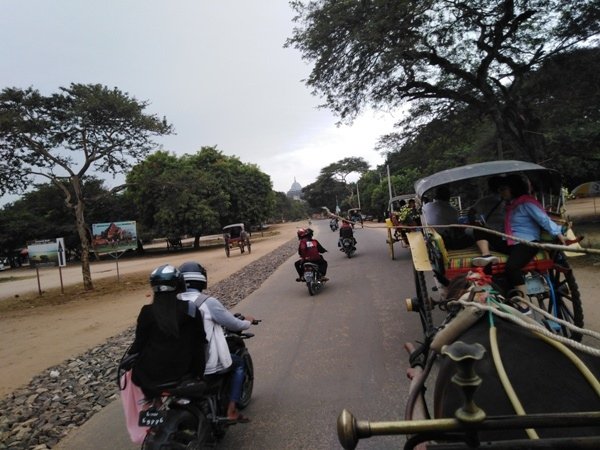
413 269 435 336
142 409 205 450
536 257 584 341
237 351 254 410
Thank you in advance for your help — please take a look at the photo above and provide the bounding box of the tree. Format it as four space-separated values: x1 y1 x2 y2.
0 83 172 290
126 151 226 247
0 178 131 264
288 0 600 161
127 147 275 242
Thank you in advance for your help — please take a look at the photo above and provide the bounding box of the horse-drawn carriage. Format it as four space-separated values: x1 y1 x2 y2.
222 223 251 257
386 193 418 260
337 161 599 449
406 160 585 341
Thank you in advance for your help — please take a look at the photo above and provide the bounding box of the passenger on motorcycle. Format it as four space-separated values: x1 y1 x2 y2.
294 228 329 282
338 220 357 250
178 261 255 423
128 264 207 398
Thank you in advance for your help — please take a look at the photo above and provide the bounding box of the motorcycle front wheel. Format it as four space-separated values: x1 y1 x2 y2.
237 350 254 409
142 409 206 450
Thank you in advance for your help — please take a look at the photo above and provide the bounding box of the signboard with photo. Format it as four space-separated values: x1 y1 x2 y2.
27 238 66 268
91 221 138 254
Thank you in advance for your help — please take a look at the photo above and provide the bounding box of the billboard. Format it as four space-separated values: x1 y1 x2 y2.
27 238 66 268
91 221 138 254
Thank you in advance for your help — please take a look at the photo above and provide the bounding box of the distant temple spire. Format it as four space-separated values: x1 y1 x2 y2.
287 177 303 200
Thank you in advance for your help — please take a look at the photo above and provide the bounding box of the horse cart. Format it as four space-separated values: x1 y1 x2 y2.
407 160 585 341
222 223 251 257
386 193 418 260
337 161 600 449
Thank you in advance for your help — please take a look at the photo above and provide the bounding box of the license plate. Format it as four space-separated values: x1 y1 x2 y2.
139 408 166 427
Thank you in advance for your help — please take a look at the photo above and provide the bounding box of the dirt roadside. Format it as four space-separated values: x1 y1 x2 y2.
0 221 306 398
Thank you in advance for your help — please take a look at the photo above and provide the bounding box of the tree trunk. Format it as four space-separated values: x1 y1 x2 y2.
72 178 94 291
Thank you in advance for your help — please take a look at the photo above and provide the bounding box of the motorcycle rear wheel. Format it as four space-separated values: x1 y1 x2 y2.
238 350 254 409
142 409 206 450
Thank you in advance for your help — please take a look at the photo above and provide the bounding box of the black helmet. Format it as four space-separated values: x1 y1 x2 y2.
179 261 208 292
149 264 186 293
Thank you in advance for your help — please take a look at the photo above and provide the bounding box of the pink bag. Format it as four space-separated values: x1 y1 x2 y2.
119 370 150 444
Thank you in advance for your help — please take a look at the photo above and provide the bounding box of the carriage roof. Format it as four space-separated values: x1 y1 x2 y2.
223 223 245 231
389 194 416 208
414 160 559 198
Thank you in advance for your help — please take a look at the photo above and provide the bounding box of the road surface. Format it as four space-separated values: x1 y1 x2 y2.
56 220 424 449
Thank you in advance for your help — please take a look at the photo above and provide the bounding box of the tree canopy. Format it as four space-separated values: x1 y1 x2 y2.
0 83 172 289
288 0 600 161
126 147 275 243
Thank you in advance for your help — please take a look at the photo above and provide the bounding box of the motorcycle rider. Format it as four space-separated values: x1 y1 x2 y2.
128 264 207 398
294 228 329 282
178 261 255 423
329 217 339 231
338 219 357 251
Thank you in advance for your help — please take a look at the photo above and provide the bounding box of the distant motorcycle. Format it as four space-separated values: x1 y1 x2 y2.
340 238 356 258
139 315 259 449
330 220 339 232
301 261 325 296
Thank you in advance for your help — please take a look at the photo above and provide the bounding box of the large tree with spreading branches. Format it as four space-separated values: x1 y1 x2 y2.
0 83 172 290
287 0 600 162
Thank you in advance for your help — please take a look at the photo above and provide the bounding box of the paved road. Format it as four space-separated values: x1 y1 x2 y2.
56 221 424 449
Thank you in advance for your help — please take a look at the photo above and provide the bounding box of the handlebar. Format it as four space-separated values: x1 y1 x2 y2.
234 312 261 325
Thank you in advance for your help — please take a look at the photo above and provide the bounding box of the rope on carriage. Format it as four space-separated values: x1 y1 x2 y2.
321 207 600 255
487 324 540 439
452 297 600 360
451 298 600 396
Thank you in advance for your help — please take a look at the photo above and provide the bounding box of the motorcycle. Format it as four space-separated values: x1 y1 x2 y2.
330 220 339 232
139 314 259 449
302 261 325 296
340 237 356 258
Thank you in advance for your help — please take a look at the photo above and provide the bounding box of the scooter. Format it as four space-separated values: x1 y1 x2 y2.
140 315 259 449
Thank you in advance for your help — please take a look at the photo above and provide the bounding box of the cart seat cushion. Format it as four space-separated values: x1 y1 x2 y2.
445 246 553 281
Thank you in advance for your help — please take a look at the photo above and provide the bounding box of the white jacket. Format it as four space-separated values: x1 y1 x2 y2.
199 301 232 374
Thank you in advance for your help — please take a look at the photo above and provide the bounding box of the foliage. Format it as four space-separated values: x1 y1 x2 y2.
0 178 131 262
288 0 600 161
301 173 348 213
271 191 309 222
379 47 600 188
522 47 600 187
126 147 275 241
0 83 171 289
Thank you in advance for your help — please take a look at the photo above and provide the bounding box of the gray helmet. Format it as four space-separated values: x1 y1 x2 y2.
179 261 208 292
149 264 185 293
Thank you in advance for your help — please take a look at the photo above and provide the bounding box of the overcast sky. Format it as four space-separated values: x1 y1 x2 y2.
0 0 400 205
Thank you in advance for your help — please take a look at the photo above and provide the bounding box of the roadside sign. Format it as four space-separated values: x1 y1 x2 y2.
91 221 138 254
56 238 66 267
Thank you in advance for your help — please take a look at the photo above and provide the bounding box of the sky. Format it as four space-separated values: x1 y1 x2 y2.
0 1 401 205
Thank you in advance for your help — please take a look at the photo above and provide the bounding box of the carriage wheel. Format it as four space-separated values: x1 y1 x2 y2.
536 256 584 341
225 243 230 257
414 269 435 337
246 238 251 254
387 228 395 260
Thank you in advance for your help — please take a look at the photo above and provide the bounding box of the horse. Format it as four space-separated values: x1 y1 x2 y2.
428 272 600 443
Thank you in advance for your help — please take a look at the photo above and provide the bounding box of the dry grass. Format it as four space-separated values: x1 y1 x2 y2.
0 270 150 314
0 228 284 314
